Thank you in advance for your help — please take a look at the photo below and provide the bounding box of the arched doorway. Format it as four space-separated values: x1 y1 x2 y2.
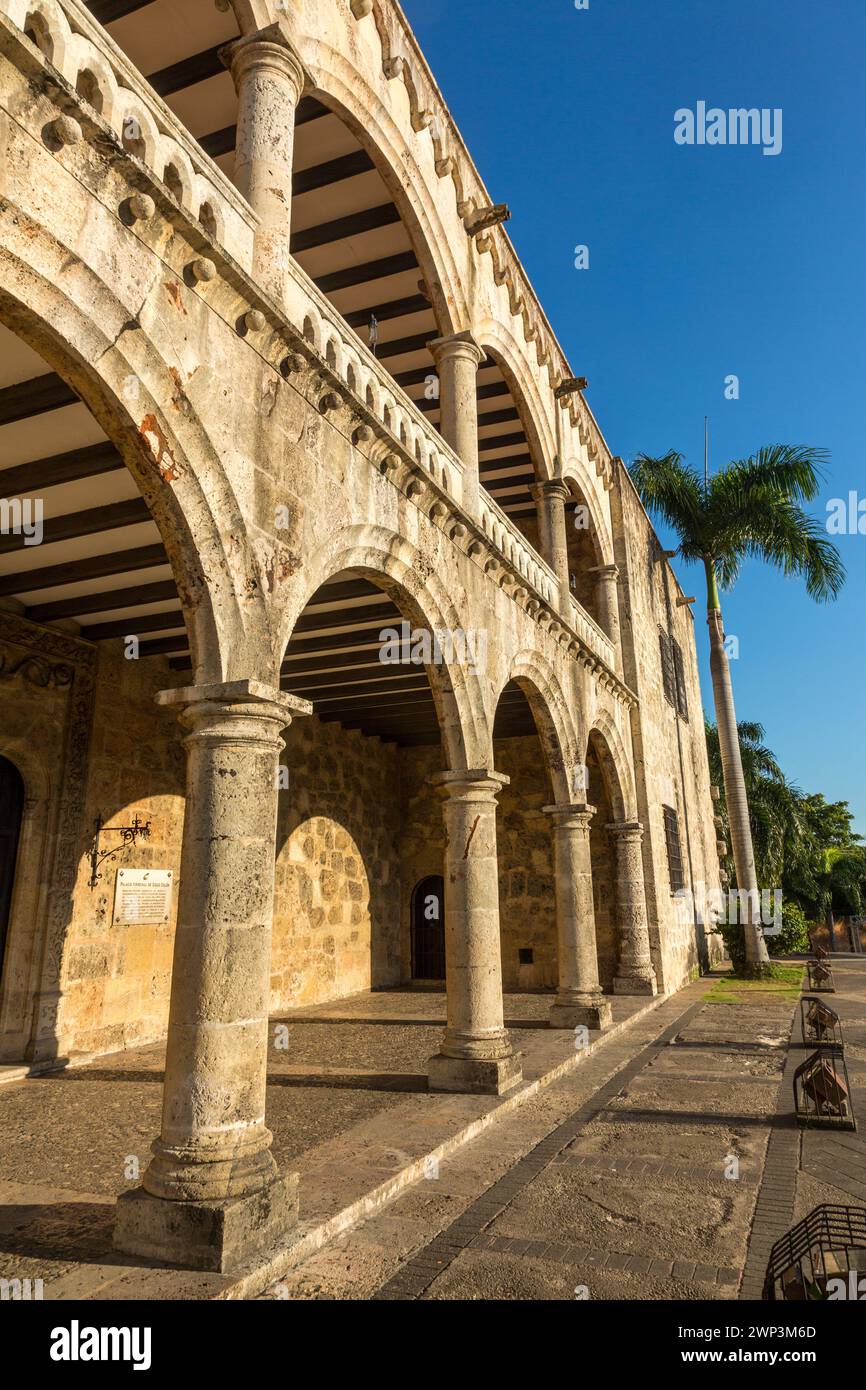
411 875 445 981
0 756 24 988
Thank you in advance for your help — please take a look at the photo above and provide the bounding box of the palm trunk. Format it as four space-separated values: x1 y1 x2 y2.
704 559 771 973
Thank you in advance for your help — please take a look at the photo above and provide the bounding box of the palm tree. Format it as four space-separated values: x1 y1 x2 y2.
705 719 802 891
631 446 845 975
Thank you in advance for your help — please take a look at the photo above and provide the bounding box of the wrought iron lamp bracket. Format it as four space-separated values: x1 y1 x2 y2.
88 814 152 890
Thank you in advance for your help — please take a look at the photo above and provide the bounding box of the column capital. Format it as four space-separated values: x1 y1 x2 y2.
606 819 643 843
431 768 510 801
220 24 306 96
589 563 620 582
427 330 486 369
157 680 312 725
532 479 571 504
543 802 596 831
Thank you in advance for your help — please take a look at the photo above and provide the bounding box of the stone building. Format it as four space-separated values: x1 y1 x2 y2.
0 0 721 1272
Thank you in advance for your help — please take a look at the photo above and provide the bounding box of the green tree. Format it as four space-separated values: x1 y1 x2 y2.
705 719 802 891
631 446 845 974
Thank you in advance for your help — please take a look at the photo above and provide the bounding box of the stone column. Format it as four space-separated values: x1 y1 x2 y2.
544 803 612 1029
115 679 311 1273
590 563 622 669
608 820 657 996
428 332 486 519
428 770 522 1095
221 25 306 304
532 479 572 615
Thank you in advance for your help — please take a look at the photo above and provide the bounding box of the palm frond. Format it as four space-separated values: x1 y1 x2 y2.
628 453 707 555
726 444 830 503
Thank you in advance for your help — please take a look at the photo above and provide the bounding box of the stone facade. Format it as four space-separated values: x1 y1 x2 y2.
0 0 723 1272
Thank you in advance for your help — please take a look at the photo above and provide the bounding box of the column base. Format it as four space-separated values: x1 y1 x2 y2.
549 996 613 1030
613 973 657 997
428 1052 522 1096
113 1172 299 1274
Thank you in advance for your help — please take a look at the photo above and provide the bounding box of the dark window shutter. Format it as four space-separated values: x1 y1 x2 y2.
659 630 676 706
662 805 685 892
671 638 689 721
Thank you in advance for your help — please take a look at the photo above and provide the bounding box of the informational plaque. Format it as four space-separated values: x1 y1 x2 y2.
113 868 174 925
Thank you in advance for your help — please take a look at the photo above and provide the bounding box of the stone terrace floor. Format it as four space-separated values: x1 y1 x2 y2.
2 964 865 1300
0 988 656 1297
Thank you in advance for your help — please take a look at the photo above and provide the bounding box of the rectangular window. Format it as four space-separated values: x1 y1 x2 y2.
662 805 685 892
659 630 676 707
671 638 689 721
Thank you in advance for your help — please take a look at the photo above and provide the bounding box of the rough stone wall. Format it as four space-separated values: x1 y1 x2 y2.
56 649 185 1059
271 717 401 1010
494 736 557 990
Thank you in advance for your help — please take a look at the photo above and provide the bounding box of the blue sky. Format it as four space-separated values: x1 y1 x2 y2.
402 0 866 834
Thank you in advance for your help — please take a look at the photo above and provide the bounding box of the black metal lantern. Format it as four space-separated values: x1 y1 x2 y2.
764 1205 866 1300
793 1047 856 1130
806 958 835 993
800 995 844 1051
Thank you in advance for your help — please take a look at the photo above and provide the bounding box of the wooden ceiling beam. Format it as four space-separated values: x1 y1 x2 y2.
315 251 418 296
81 610 185 641
478 431 527 454
0 441 122 496
86 0 155 23
345 294 430 331
291 203 401 254
0 373 77 427
294 149 375 197
25 577 178 623
478 407 521 428
0 498 151 554
376 332 434 361
0 543 167 597
147 44 224 99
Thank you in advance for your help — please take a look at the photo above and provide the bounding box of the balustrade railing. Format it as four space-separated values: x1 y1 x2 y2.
3 0 256 268
3 0 620 676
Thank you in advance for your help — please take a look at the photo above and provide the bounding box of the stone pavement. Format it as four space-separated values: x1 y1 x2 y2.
263 967 861 1301
0 987 661 1299
6 967 864 1301
740 957 866 1298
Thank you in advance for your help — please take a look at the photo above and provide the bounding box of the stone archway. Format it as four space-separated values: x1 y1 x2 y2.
410 874 445 981
276 525 488 771
0 122 276 684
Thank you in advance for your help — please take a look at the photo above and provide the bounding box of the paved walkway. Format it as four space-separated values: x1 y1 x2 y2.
5 965 863 1300
0 987 659 1299
262 961 866 1301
